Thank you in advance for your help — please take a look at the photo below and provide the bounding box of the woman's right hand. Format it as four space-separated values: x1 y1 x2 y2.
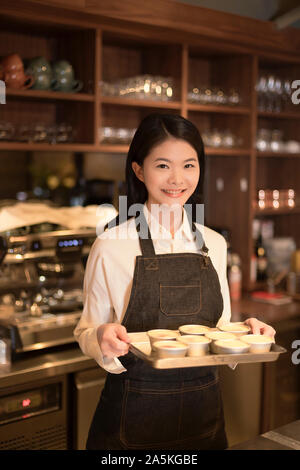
97 323 131 358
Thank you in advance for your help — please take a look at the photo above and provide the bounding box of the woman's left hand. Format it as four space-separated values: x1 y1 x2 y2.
244 317 276 338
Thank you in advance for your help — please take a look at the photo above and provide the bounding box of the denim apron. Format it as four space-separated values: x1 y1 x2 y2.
86 212 228 450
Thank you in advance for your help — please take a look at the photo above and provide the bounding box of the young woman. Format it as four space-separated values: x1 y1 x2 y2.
74 113 275 450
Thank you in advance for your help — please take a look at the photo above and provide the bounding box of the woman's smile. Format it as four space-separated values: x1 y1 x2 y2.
161 188 187 197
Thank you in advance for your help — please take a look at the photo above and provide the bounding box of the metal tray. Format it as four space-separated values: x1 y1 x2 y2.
128 332 286 369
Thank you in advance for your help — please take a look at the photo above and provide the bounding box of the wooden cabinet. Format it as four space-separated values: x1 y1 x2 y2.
0 1 300 288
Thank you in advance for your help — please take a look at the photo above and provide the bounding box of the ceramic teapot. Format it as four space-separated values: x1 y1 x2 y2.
51 60 83 93
26 56 52 90
0 53 34 89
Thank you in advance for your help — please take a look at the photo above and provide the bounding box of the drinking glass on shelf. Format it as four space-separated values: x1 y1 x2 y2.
210 129 222 147
228 88 241 106
257 189 266 210
32 123 48 143
211 87 227 105
55 123 73 143
280 189 295 208
273 77 283 112
0 121 15 141
99 126 116 144
160 77 173 101
283 79 293 110
115 128 130 144
256 129 271 152
256 75 268 111
16 124 34 142
221 130 235 148
266 75 277 112
270 129 284 152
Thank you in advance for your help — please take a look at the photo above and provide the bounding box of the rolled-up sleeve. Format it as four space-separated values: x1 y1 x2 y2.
73 238 126 373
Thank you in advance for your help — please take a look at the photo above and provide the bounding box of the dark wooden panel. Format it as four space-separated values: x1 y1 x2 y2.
0 151 29 198
203 154 250 286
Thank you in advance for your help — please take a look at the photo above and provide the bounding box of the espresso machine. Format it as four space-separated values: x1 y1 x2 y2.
0 226 96 360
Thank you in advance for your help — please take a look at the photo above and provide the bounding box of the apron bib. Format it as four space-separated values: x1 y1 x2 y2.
86 212 228 450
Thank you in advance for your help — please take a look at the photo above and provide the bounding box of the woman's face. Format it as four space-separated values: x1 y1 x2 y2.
132 138 200 207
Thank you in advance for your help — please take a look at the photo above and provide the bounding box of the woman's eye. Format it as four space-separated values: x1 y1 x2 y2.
185 164 195 168
157 164 168 169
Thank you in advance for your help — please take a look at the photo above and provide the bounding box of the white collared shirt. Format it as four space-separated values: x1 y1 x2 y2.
74 203 231 374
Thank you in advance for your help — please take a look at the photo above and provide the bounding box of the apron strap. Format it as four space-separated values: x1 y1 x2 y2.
135 207 209 258
135 209 156 257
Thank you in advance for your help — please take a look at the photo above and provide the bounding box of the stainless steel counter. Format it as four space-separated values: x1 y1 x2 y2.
229 420 300 450
0 346 96 389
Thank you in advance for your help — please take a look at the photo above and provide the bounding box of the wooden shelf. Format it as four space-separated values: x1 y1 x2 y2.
98 144 128 153
6 88 95 102
205 147 251 156
254 206 300 216
0 142 97 152
100 96 181 109
187 103 250 115
257 151 300 158
258 111 300 120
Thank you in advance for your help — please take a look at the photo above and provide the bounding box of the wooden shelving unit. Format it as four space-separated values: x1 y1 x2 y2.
187 104 251 115
6 89 95 102
0 0 300 289
258 111 300 120
100 96 181 109
254 207 300 216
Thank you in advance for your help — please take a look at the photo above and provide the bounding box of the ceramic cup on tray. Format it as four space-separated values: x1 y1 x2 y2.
218 322 251 337
205 331 236 354
213 339 250 354
153 340 188 358
240 334 274 353
179 335 211 356
147 329 178 350
179 324 211 336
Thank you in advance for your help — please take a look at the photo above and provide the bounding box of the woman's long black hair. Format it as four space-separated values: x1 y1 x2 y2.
109 113 205 226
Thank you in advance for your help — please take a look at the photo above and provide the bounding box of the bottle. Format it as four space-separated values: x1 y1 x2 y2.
255 233 268 281
250 251 257 283
228 253 242 301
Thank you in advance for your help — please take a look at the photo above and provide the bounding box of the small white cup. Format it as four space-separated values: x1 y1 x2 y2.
179 324 211 336
218 322 251 337
240 334 274 353
179 335 211 356
147 329 178 350
153 340 188 358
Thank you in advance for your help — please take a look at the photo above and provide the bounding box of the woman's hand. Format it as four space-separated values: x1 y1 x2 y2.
97 323 131 358
244 317 276 338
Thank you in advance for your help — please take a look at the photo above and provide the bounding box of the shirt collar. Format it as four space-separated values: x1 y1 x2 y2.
142 203 196 241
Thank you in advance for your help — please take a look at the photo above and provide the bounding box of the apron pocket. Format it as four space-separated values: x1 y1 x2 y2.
120 379 181 448
178 375 222 441
160 282 201 316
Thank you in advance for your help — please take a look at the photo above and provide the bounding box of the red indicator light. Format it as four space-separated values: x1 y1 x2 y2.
22 398 31 408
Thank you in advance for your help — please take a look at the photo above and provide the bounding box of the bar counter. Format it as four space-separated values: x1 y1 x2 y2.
231 295 300 326
229 419 300 450
0 345 96 389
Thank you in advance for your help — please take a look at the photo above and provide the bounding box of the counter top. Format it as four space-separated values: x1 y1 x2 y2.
231 295 300 329
0 345 97 389
229 420 300 450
